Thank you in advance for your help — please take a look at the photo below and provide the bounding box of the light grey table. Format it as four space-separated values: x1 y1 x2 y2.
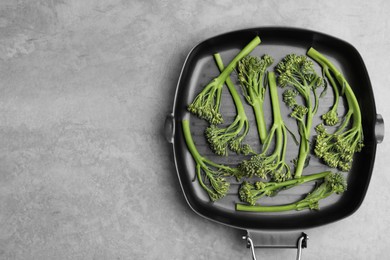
0 1 389 259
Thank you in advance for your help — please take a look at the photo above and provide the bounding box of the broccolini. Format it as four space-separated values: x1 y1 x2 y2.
307 48 364 171
236 172 347 212
237 55 273 144
203 53 254 156
182 119 243 201
188 36 261 125
276 54 324 178
238 171 331 206
238 72 291 181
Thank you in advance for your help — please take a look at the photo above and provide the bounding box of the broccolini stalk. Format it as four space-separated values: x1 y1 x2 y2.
203 53 254 156
276 54 324 178
236 172 347 212
307 48 364 171
238 72 291 181
321 72 340 126
188 36 261 125
182 119 243 201
238 171 331 206
237 55 273 144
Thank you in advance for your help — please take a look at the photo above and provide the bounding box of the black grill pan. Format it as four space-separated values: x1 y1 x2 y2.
165 27 384 257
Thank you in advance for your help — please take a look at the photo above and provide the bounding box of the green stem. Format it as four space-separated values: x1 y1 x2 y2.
345 85 362 128
214 53 247 118
294 86 312 178
335 110 353 135
182 120 205 167
258 72 267 102
324 68 340 112
215 85 222 112
294 143 308 178
196 164 213 194
268 72 283 157
312 86 319 115
236 203 297 212
281 126 288 161
261 124 276 153
289 77 308 100
253 101 267 144
218 36 261 81
266 171 331 191
268 72 282 126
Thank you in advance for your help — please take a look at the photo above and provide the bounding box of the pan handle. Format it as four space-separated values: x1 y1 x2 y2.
164 113 175 144
375 114 384 143
242 230 308 260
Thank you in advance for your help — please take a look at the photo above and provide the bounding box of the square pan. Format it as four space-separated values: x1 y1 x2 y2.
169 27 379 230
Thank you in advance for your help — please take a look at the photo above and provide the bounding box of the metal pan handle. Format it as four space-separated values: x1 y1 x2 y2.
164 113 175 144
243 230 308 260
375 114 384 143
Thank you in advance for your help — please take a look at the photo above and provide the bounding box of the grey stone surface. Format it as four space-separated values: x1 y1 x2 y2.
0 0 389 259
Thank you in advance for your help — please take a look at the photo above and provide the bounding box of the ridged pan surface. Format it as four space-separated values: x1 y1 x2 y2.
171 27 377 230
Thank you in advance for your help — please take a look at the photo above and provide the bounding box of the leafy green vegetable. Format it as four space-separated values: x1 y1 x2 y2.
236 172 347 211
307 47 364 172
238 171 331 206
203 53 254 156
237 55 273 144
188 36 261 125
276 54 324 178
238 72 291 181
181 119 243 201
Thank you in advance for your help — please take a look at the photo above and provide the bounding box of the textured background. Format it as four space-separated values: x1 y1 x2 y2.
0 0 389 259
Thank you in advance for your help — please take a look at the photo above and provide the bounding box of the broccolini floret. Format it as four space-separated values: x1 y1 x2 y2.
307 48 364 172
276 54 324 178
188 36 261 125
322 109 339 126
237 54 273 144
203 53 254 156
236 172 347 211
182 120 243 201
237 72 291 182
